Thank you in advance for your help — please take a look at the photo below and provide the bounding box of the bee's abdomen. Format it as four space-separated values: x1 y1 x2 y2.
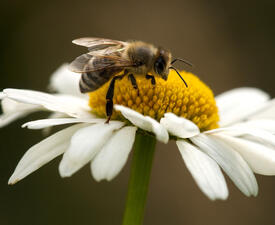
79 69 122 93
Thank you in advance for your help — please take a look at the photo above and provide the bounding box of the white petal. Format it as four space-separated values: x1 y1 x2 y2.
91 126 137 181
242 119 275 134
248 99 275 120
176 140 228 200
216 88 269 127
3 89 92 118
56 94 96 118
0 92 5 99
41 112 68 136
191 134 258 196
160 113 200 138
205 125 275 148
8 124 85 184
0 98 42 128
213 134 275 175
114 105 168 143
22 118 105 129
59 121 124 177
1 98 41 114
49 63 85 98
0 112 27 128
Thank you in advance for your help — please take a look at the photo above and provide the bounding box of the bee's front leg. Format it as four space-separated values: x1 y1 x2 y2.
105 72 127 123
128 74 139 96
146 74 156 85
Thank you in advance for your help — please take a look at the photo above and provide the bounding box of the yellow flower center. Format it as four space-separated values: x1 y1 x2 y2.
89 70 219 131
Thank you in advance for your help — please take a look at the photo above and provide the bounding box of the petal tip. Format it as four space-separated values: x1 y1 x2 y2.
59 161 74 178
21 123 28 128
0 92 6 99
161 113 199 138
8 176 19 185
161 134 169 144
92 172 105 182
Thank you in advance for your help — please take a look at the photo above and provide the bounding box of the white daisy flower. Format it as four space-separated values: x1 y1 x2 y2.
2 63 275 201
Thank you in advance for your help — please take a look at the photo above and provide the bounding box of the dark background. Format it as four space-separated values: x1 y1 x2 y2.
1 1 275 225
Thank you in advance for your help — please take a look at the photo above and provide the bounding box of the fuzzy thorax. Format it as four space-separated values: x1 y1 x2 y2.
89 70 219 131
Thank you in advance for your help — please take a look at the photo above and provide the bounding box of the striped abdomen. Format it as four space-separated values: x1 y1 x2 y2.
79 68 122 93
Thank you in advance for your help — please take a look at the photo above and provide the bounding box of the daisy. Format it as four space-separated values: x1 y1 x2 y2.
2 63 275 204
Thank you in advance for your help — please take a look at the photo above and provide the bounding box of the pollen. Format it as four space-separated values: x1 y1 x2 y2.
89 70 219 131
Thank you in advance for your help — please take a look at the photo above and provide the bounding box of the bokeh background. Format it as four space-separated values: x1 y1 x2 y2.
1 0 275 225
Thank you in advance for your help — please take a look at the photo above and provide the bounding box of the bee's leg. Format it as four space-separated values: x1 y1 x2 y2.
146 74 156 85
128 74 139 96
105 73 127 123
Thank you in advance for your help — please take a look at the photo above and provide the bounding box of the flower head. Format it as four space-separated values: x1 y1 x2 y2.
2 63 275 200
89 70 219 131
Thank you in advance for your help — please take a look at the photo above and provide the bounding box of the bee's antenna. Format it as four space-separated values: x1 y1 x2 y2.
171 58 193 67
169 66 188 88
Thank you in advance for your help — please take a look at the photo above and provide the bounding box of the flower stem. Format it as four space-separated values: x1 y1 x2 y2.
122 132 156 225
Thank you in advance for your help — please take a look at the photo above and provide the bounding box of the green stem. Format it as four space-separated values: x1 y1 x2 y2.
122 132 156 225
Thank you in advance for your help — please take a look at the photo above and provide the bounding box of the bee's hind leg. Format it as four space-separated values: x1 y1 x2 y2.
128 74 139 96
146 74 156 85
105 73 127 123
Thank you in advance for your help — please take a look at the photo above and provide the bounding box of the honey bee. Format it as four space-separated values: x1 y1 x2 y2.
69 37 191 123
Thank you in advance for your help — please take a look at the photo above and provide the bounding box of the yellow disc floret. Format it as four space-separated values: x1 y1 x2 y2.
89 70 219 131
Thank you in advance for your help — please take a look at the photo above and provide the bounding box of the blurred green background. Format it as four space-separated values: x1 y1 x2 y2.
1 0 275 225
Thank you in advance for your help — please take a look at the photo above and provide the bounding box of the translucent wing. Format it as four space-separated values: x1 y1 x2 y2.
70 37 132 73
69 53 134 73
72 37 128 52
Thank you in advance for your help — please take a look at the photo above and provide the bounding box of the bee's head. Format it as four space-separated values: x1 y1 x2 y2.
154 48 172 80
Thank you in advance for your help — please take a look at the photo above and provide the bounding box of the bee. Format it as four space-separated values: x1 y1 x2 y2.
69 37 191 123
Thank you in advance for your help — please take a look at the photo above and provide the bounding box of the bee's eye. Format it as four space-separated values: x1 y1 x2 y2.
154 56 166 74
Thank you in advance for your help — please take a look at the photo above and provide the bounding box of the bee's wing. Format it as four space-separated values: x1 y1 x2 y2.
72 37 128 52
70 37 130 72
69 53 134 73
